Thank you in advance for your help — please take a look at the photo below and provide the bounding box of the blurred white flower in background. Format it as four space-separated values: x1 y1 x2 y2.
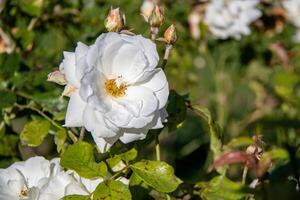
282 0 300 42
58 32 169 153
204 0 262 39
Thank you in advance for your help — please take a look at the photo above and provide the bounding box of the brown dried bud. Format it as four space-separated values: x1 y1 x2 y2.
47 70 67 85
104 8 125 32
164 24 177 44
149 5 164 27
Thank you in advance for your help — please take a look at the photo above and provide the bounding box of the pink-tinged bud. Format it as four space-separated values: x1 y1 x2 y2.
164 24 177 44
188 11 201 40
149 5 164 27
62 85 78 97
141 0 155 22
47 70 67 85
104 8 125 32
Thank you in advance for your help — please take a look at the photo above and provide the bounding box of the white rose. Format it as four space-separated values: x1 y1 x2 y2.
59 32 169 152
283 0 300 42
204 0 261 39
0 157 65 200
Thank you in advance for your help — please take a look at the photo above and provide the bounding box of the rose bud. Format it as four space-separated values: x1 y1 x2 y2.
104 8 125 32
164 24 177 44
149 5 164 27
141 0 155 22
47 70 67 85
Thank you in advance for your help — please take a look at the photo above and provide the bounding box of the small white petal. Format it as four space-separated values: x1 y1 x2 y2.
91 134 119 153
65 91 86 127
119 131 147 144
154 83 169 109
60 52 80 87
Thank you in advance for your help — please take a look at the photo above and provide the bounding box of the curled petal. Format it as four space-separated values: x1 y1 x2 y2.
65 91 86 127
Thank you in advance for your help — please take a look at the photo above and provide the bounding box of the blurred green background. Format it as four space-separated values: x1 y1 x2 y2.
1 0 300 199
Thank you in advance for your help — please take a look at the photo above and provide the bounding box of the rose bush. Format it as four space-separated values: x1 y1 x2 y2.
59 32 169 152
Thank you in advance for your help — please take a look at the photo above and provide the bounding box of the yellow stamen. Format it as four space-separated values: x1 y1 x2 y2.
104 79 127 98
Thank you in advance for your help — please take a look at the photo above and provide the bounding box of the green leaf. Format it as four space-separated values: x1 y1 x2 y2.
129 172 150 200
93 180 132 200
62 195 91 200
61 141 107 179
167 90 187 131
20 119 50 147
130 160 182 193
225 137 253 150
54 129 67 153
195 176 253 200
192 106 224 174
19 0 43 16
0 91 16 109
121 148 138 163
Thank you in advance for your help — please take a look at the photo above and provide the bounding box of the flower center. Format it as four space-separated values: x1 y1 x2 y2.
104 78 127 98
20 185 28 197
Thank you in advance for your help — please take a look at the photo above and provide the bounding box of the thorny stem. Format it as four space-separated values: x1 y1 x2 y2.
15 103 63 130
79 127 85 140
67 131 78 143
242 166 248 185
110 166 129 180
155 132 161 161
150 27 159 40
161 44 173 70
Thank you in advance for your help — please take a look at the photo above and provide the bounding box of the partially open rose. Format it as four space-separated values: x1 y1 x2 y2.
58 32 169 152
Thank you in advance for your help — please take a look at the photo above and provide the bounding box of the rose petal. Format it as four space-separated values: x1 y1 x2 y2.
65 91 86 127
59 52 80 87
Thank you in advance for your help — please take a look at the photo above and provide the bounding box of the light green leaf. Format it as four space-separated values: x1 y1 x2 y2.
192 106 224 174
61 141 107 179
130 160 182 193
121 148 137 163
20 119 50 147
19 0 43 16
195 176 253 200
54 129 67 153
93 180 132 200
225 137 253 150
62 195 91 200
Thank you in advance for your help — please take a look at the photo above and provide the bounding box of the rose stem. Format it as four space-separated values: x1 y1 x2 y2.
79 127 85 140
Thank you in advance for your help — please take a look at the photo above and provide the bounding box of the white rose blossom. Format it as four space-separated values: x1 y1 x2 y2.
0 156 109 200
204 0 262 39
282 0 300 42
59 32 169 152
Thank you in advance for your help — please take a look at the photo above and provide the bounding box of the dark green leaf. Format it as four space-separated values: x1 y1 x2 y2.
19 0 43 16
167 90 187 131
0 91 16 109
195 176 253 200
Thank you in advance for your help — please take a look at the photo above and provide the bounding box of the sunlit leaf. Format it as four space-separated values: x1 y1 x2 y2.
130 160 182 193
61 141 107 179
93 180 132 200
20 119 50 147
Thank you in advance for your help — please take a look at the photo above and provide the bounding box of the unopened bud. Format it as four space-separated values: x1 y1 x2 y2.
47 70 67 85
141 0 155 22
105 8 125 32
164 24 177 44
149 5 164 27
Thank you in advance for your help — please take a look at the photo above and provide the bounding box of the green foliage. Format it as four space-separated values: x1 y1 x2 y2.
167 90 187 131
195 176 253 200
20 119 50 147
0 91 16 109
61 141 107 179
130 160 182 193
62 195 91 200
54 129 67 153
93 180 132 200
